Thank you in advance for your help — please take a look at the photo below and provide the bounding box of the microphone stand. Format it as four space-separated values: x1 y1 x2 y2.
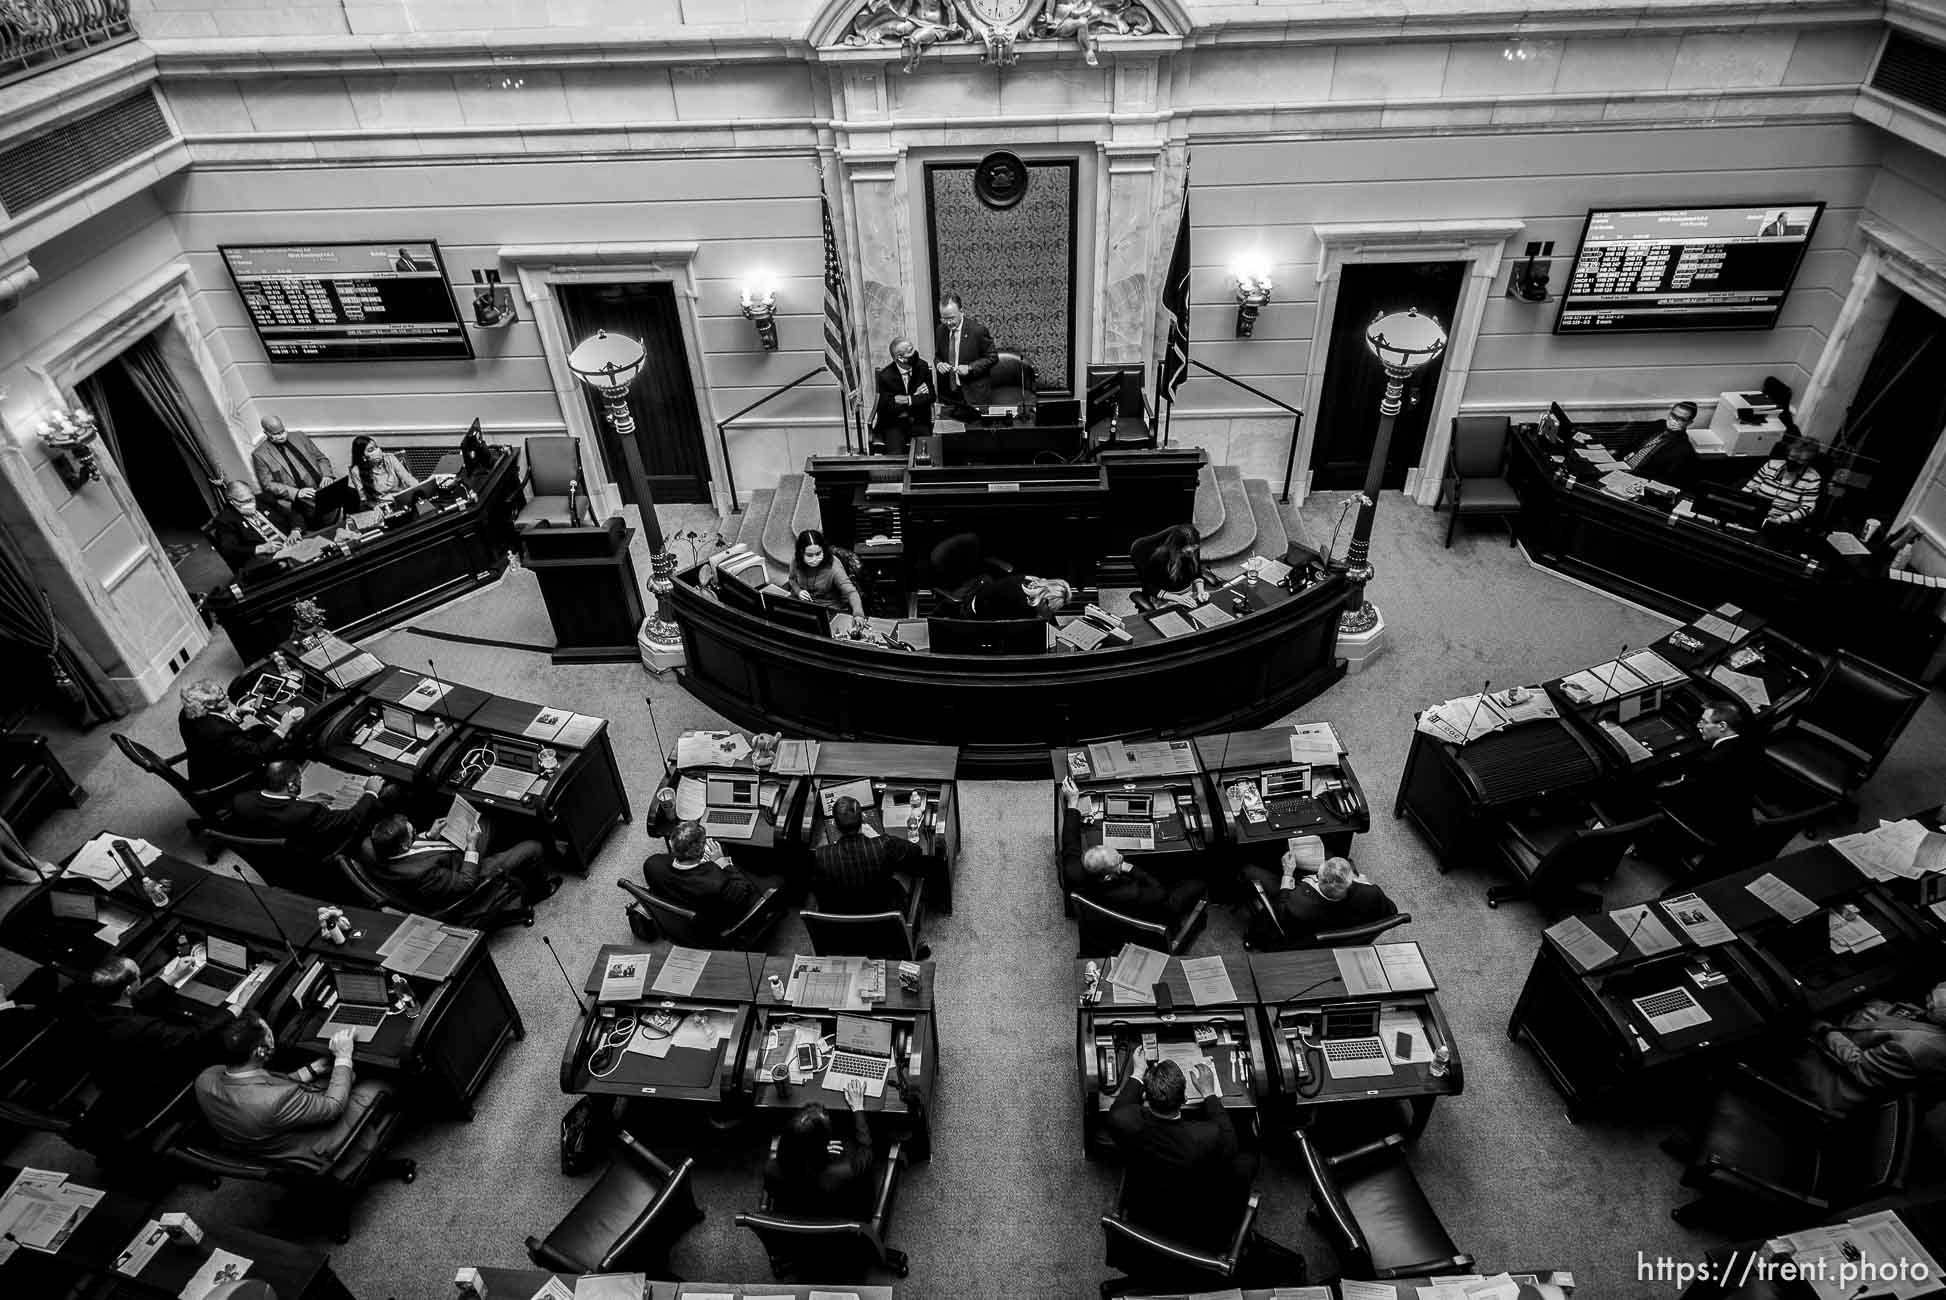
229 865 303 971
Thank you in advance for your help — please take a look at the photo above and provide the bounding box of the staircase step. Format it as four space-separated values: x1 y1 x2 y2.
791 472 823 540
734 490 774 552
1192 463 1225 538
762 474 805 568
1243 478 1289 561
1200 464 1259 561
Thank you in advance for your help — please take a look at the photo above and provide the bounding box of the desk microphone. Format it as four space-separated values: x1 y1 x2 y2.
1618 906 1652 959
229 865 302 971
1461 679 1491 744
1601 643 1629 701
540 935 584 1006
426 658 458 735
642 693 670 778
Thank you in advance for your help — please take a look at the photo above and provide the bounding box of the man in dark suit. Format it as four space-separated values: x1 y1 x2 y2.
209 479 300 576
811 796 916 916
933 293 998 415
1813 981 1946 1099
1106 1055 1257 1252
178 678 304 790
1624 400 1701 486
1059 778 1205 925
1653 705 1755 850
66 957 235 1148
362 812 554 912
872 337 934 455
229 760 385 857
642 820 776 933
1241 853 1395 944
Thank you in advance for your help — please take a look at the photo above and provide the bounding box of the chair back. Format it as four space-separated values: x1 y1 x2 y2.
201 829 298 889
328 851 398 909
528 1132 701 1274
802 909 917 961
736 1212 886 1281
1100 1193 1258 1286
1071 893 1168 958
524 437 579 495
112 733 206 810
1793 651 1925 774
1448 415 1510 479
987 352 1037 407
616 878 713 947
1530 815 1653 894
1303 911 1411 950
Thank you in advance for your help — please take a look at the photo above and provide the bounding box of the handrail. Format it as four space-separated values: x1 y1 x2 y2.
0 0 133 91
1183 358 1305 504
714 366 824 507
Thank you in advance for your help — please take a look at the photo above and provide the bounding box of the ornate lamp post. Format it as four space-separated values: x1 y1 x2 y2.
1339 307 1448 638
566 329 680 654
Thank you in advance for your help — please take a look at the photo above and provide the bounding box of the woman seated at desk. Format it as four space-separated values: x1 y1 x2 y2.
1738 437 1824 528
351 436 456 510
764 1083 876 1217
964 572 1070 621
786 529 866 619
1130 523 1214 606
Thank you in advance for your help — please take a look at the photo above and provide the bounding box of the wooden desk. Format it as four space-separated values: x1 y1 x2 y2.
0 845 213 977
560 944 761 1103
646 757 808 879
1194 725 1371 860
1687 1193 1946 1298
799 744 960 913
207 449 522 663
473 1269 891 1299
1393 716 1607 870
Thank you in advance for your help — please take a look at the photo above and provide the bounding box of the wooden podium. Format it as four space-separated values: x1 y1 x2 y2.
518 516 645 663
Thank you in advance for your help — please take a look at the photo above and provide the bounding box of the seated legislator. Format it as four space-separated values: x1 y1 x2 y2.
69 957 234 1144
209 480 300 575
763 1080 877 1218
872 337 934 456
933 292 999 415
1241 853 1396 943
812 796 917 915
1107 1054 1257 1252
1740 437 1824 528
964 572 1071 622
179 678 306 790
1623 401 1701 485
251 415 337 528
230 760 386 852
643 820 776 931
1129 524 1213 604
1653 705 1754 843
1059 779 1206 924
1810 982 1946 1099
786 529 865 618
349 435 422 509
194 1017 389 1170
363 813 557 912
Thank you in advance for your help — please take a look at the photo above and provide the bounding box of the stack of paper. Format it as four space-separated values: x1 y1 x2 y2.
64 834 158 889
1831 820 1935 881
1710 664 1771 710
1559 660 1650 705
1242 554 1293 584
1107 943 1169 1000
1415 694 1516 744
378 914 473 980
1180 955 1239 1006
1545 916 1618 971
1287 722 1344 764
675 730 750 768
1621 649 1686 687
1598 469 1651 498
1829 904 1887 955
0 1168 102 1254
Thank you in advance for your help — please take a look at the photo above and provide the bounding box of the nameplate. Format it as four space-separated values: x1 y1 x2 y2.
987 482 1021 493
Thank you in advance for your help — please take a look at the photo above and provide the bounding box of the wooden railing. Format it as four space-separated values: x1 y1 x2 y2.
0 0 134 91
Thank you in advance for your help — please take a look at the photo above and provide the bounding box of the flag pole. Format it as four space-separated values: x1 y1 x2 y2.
839 388 853 454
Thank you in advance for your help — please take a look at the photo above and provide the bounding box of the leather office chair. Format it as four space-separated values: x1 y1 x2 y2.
1242 882 1410 952
0 1012 90 1138
617 877 784 950
112 733 253 862
1296 1130 1474 1280
1097 1191 1260 1299
1667 1065 1917 1230
985 351 1036 410
736 1139 910 1280
330 850 535 932
1653 792 1841 883
1484 806 1658 914
200 828 300 889
803 879 929 961
1759 650 1926 816
1071 892 1207 959
525 1130 703 1275
518 436 580 527
926 532 1012 615
1437 415 1520 548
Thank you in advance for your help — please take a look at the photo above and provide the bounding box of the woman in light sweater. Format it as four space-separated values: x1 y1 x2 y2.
786 529 865 618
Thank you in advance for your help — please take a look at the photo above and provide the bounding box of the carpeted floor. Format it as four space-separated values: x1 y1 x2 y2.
5 491 1945 1298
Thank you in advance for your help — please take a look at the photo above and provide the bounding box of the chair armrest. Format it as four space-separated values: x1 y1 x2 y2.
1324 1130 1409 1169
1689 1154 1832 1218
1249 881 1288 945
1099 1213 1242 1276
868 1140 906 1236
901 875 927 932
1166 896 1209 952
724 887 782 947
616 1128 678 1181
1727 1063 1849 1126
1223 1191 1261 1266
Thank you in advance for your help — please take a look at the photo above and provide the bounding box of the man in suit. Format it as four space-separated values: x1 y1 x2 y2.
251 416 336 527
642 820 777 934
193 1015 392 1170
229 760 386 859
67 957 235 1148
872 337 934 455
1241 853 1395 945
811 796 917 917
362 812 555 912
1812 981 1946 1098
1059 778 1206 925
179 678 305 790
209 480 300 576
933 293 998 415
1106 1055 1257 1252
1624 400 1701 486
1652 705 1755 851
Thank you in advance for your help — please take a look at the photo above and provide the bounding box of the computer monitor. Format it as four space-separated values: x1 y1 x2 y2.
714 569 765 618
927 616 1049 655
707 776 757 807
1085 364 1145 438
1542 401 1576 445
940 423 1082 466
1691 484 1768 530
763 594 834 638
1036 397 1081 427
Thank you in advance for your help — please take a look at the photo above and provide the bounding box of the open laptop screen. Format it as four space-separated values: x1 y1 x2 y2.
834 1013 893 1055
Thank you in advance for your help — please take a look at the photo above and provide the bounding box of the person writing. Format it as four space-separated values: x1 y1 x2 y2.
349 435 423 508
250 416 336 527
763 1080 876 1217
362 812 558 915
872 337 933 456
1106 1055 1256 1252
1625 401 1701 485
209 480 299 574
178 678 305 790
1129 524 1213 604
786 529 865 619
193 1016 392 1169
933 293 998 415
1740 437 1824 527
1241 852 1395 945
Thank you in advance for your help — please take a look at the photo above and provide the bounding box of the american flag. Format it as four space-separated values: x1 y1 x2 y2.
820 181 860 406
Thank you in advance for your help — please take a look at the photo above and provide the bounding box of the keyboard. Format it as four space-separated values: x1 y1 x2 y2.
1321 1036 1394 1079
703 807 761 839
330 1003 387 1027
1264 797 1325 826
823 1050 889 1097
194 966 247 993
1103 821 1153 840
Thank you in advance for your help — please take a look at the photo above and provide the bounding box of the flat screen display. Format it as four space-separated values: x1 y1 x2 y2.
1553 204 1824 335
220 242 473 362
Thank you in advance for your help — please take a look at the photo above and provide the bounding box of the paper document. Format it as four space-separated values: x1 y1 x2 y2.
1845 1209 1946 1300
672 776 708 822
1695 612 1754 644
378 914 473 980
325 652 384 689
1622 648 1687 686
179 1247 252 1299
1710 664 1771 710
1829 904 1886 954
1831 820 1933 881
598 952 650 1003
1150 609 1194 638
572 1275 647 1300
1827 530 1871 556
298 633 358 669
115 1219 169 1276
1379 1009 1434 1064
300 764 374 811
438 794 481 849
399 676 451 710
1597 721 1655 763
65 834 159 889
1375 942 1436 992
1056 618 1111 651
1086 740 1198 779
1747 872 1821 922
1340 1283 1403 1300
1187 602 1235 628
652 946 711 997
1287 722 1343 764
1108 943 1170 999
1559 661 1649 705
676 730 749 768
772 738 820 775
530 1279 576 1300
1545 916 1618 971
1181 955 1239 1006
523 707 571 741
1271 1289 1333 1300
1664 893 1737 946
553 713 602 749
1156 1042 1222 1100
1245 555 1293 584
1610 905 1681 957
1333 946 1391 996
1460 1276 1522 1300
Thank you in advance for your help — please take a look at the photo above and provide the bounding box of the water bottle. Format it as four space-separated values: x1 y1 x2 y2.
1430 1045 1452 1078
907 790 925 842
143 875 171 907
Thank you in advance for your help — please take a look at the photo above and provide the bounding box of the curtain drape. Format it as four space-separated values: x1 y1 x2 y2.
118 333 222 515
0 520 124 726
76 373 125 473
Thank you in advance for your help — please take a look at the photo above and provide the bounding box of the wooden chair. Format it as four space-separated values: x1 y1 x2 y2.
1437 415 1519 548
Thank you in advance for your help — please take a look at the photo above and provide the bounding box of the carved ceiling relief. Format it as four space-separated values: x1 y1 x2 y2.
841 0 1163 71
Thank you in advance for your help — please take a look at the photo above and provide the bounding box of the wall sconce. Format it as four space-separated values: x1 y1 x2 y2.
1506 240 1555 302
1233 263 1274 338
740 279 779 351
36 403 101 491
470 268 518 328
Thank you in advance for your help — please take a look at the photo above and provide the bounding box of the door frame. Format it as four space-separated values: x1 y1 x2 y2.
1301 220 1523 505
502 242 728 518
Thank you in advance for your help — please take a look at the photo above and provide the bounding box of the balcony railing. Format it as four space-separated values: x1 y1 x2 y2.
1 0 134 92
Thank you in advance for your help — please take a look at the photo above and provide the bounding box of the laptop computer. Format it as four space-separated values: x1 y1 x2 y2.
1101 793 1156 851
708 777 758 808
822 1013 894 1099
310 475 361 518
364 703 424 759
193 935 255 994
1319 1003 1395 1080
318 969 393 1043
702 806 762 840
819 776 877 817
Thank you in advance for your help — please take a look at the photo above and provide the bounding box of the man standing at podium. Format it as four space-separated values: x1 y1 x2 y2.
933 293 997 416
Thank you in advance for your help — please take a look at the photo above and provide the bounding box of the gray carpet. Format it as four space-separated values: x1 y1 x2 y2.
5 490 1945 1298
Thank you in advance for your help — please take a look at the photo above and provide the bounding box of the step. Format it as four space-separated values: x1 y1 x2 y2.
1192 462 1225 539
1242 477 1290 562
1199 464 1259 561
761 474 806 569
732 490 774 552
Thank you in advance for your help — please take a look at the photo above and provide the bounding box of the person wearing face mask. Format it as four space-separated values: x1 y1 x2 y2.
349 435 423 509
178 678 306 790
1741 436 1825 527
1623 401 1701 486
786 529 865 618
932 293 998 416
209 480 300 574
872 337 934 456
250 416 336 527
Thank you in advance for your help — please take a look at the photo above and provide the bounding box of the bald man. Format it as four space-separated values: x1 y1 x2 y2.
250 415 334 526
872 337 933 455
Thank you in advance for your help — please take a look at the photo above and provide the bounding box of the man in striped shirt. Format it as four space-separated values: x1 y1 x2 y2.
1740 437 1824 526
